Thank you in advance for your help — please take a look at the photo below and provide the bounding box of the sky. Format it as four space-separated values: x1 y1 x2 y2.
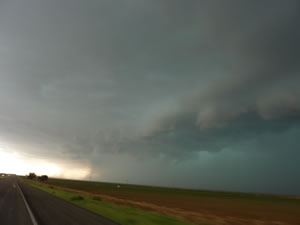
0 0 300 195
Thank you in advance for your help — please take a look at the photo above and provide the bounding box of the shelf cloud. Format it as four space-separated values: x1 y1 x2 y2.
0 0 299 194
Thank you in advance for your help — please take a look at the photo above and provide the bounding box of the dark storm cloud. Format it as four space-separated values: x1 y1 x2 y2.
0 0 300 193
126 0 300 156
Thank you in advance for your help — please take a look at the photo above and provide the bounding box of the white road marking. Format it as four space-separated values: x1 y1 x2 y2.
17 183 39 225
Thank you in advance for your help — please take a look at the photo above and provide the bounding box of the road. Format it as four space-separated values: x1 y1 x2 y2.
0 175 119 225
0 175 32 225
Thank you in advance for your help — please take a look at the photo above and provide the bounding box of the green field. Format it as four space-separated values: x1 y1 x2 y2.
36 177 295 201
21 177 300 225
21 178 194 225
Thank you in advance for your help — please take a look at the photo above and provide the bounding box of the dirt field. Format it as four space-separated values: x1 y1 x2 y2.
35 178 300 225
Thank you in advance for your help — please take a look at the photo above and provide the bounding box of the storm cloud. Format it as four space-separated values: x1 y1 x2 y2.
0 0 300 194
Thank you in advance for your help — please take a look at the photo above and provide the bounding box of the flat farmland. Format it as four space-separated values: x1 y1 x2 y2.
41 178 300 225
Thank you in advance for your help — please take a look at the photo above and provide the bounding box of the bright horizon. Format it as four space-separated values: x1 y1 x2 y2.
0 150 91 179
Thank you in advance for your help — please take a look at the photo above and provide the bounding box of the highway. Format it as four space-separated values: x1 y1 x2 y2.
0 175 119 225
0 175 32 225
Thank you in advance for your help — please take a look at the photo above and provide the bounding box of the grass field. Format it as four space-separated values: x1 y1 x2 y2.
21 178 194 225
22 178 300 225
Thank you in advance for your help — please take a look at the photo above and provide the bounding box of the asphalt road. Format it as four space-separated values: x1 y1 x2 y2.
0 175 119 225
0 176 32 225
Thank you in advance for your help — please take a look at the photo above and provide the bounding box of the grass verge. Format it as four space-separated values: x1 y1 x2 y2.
21 178 195 225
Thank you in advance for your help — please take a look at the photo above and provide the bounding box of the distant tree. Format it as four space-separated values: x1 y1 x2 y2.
38 175 48 182
28 173 37 179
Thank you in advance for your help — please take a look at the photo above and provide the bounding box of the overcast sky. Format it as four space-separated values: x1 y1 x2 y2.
0 0 300 195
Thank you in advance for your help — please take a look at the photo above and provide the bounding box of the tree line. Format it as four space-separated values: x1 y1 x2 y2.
27 172 48 182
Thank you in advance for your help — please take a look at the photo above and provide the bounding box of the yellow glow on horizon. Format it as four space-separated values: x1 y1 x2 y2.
0 150 91 180
0 151 28 175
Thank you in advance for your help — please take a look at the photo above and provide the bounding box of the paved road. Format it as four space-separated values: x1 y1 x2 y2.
0 176 32 225
0 175 119 225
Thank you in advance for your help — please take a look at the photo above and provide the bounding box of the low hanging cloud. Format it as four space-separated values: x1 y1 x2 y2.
0 0 300 191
